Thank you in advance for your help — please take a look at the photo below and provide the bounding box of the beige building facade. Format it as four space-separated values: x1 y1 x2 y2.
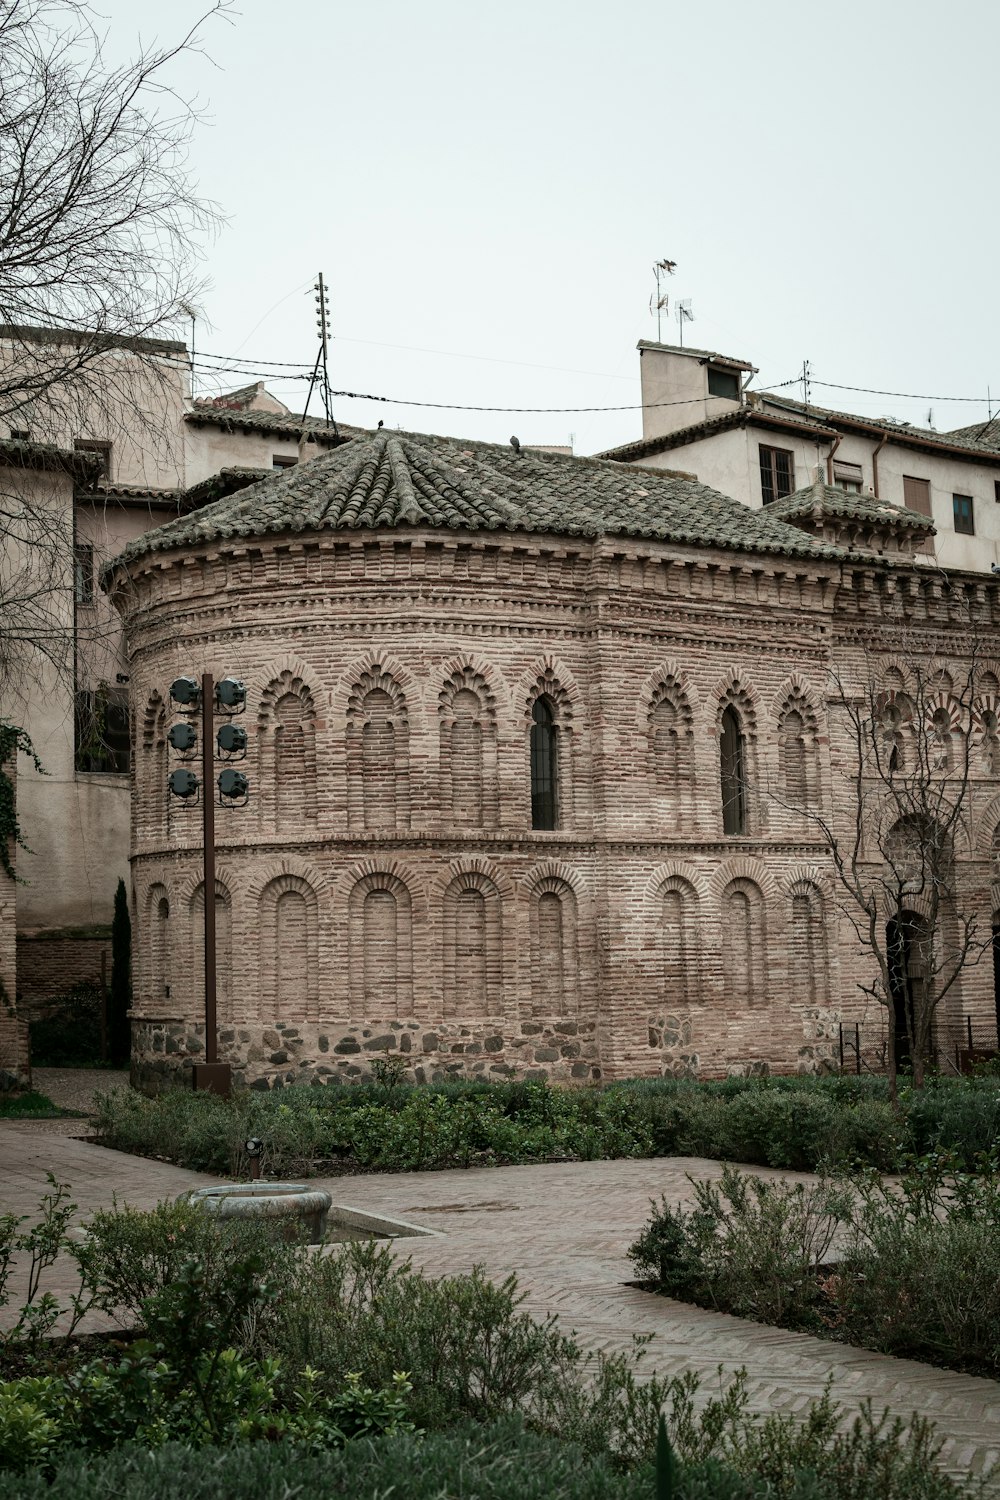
106 430 1000 1090
601 342 1000 575
0 326 352 1003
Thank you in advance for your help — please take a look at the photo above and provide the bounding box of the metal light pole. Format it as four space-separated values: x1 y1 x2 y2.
167 673 250 1097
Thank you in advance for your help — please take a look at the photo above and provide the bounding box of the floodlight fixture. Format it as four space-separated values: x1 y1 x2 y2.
170 676 200 708
218 767 249 804
217 723 247 756
215 677 246 712
168 768 199 799
168 722 197 753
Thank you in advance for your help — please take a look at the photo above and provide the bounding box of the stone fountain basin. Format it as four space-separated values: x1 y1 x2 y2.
184 1183 332 1244
181 1184 437 1246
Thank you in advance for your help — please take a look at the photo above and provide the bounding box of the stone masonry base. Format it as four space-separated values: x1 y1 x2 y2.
130 1015 602 1093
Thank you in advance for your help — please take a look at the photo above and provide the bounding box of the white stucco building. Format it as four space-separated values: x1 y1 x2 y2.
599 342 1000 575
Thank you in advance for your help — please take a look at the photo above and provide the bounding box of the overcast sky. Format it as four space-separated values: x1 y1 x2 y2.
103 0 1000 455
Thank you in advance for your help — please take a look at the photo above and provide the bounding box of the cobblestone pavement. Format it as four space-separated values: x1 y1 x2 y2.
1 1128 998 1483
32 1067 130 1115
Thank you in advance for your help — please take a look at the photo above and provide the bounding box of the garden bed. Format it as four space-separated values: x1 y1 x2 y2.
628 1155 1000 1382
87 1072 1000 1181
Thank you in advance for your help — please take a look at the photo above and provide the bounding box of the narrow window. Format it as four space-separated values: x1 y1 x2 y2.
9 428 30 441
530 697 557 830
272 454 297 469
74 543 94 604
903 476 932 517
758 445 795 505
953 494 975 535
994 480 1000 505
720 705 747 836
75 689 130 773
707 367 740 400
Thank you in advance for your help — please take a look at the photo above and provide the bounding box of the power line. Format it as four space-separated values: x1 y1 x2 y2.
812 379 996 405
321 377 803 416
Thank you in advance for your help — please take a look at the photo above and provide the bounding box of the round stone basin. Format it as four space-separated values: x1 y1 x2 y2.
184 1183 332 1244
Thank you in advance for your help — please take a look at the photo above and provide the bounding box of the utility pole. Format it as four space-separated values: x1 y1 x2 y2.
302 272 339 435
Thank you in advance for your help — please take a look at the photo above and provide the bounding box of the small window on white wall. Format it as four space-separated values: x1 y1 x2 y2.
833 460 863 493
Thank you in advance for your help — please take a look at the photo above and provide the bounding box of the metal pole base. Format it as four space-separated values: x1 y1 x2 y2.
192 1062 232 1097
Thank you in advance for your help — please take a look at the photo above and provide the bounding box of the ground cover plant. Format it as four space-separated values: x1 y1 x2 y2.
629 1151 1000 1380
0 1180 980 1498
0 1090 70 1120
90 1071 1000 1180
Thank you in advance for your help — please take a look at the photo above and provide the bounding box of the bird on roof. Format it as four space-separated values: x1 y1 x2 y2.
510 435 521 455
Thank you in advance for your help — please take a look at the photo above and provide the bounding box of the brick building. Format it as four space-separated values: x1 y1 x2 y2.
106 429 1000 1089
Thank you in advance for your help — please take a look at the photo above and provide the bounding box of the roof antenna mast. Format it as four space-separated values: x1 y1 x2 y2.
303 272 338 435
675 298 694 348
650 258 676 342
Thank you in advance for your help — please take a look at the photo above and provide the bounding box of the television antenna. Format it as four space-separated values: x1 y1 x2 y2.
650 258 676 342
676 299 694 347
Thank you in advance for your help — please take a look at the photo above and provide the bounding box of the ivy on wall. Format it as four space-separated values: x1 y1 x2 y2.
0 721 44 882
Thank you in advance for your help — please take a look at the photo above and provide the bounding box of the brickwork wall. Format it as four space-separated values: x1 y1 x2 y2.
16 934 111 1008
116 528 1000 1089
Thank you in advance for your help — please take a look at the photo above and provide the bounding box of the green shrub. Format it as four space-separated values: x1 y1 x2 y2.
833 1155 1000 1375
629 1166 851 1329
28 984 104 1068
0 1352 412 1470
630 1153 1000 1380
0 1410 973 1499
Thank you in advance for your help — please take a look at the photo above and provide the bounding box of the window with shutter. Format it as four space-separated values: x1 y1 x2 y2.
903 476 932 517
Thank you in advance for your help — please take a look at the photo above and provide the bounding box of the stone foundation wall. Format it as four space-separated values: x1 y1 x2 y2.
130 1014 601 1093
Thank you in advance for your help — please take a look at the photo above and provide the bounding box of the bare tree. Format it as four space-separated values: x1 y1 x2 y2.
770 618 992 1096
0 0 225 697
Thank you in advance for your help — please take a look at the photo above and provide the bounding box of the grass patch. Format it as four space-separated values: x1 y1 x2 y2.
0 1091 72 1120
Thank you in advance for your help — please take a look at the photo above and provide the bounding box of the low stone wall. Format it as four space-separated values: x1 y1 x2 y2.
130 1014 602 1093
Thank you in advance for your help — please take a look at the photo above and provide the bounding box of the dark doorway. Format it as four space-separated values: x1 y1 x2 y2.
886 911 928 1070
993 914 1000 1047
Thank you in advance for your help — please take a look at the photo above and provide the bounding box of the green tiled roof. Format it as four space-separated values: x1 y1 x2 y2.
768 477 935 531
112 429 845 569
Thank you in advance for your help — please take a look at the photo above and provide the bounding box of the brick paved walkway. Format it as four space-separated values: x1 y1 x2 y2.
1 1126 998 1484
33 1067 130 1115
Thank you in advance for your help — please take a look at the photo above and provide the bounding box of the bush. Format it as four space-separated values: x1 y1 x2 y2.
0 1409 972 1499
629 1166 851 1328
630 1154 1000 1380
28 983 104 1068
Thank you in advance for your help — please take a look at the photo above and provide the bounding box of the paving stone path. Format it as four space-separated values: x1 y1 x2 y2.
2 1109 998 1485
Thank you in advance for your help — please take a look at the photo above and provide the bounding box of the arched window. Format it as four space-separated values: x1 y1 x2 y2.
259 672 318 831
662 881 698 1009
531 697 558 830
362 690 397 829
347 872 413 1018
722 878 766 1008
790 884 828 1008
779 710 808 805
931 707 953 772
529 877 580 1018
980 709 1000 774
648 679 694 828
191 881 233 1018
147 885 170 1003
275 888 309 1008
720 706 747 836
347 667 410 832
